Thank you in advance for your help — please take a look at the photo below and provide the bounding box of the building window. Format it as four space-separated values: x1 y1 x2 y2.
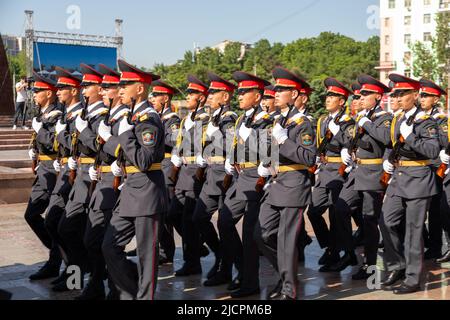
404 34 411 45
385 35 390 45
424 0 431 5
405 70 411 78
389 0 396 9
385 17 390 27
385 52 390 62
424 32 432 41
405 0 411 8
424 14 431 24
404 16 411 25
404 52 411 63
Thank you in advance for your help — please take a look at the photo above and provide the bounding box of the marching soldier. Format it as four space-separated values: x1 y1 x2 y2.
192 72 238 286
55 63 109 291
75 64 128 300
168 75 210 276
261 85 278 116
380 74 440 294
46 68 83 288
25 72 63 281
419 78 446 260
333 75 391 279
149 80 181 265
254 67 316 300
102 60 167 300
218 71 272 298
307 78 354 272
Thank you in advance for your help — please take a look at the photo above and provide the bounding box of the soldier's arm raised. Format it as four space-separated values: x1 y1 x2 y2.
279 121 317 167
404 121 440 159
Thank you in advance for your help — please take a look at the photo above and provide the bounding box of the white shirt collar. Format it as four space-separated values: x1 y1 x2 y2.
87 101 103 113
66 101 81 113
330 110 340 119
109 104 123 115
404 107 417 119
245 109 254 117
212 108 221 117
133 101 147 114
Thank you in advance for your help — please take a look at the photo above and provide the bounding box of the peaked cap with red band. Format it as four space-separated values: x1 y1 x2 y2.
263 85 276 99
207 71 236 93
272 67 308 92
357 74 390 94
118 59 160 85
98 64 120 88
351 83 362 96
54 67 82 88
388 73 421 92
79 63 103 87
324 77 352 98
151 79 178 96
186 74 209 95
419 78 446 97
232 71 271 92
32 71 57 92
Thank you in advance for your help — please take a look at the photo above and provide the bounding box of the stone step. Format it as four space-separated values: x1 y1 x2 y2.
0 129 33 134
0 166 34 204
0 139 31 146
0 134 31 139
0 159 31 168
0 144 29 151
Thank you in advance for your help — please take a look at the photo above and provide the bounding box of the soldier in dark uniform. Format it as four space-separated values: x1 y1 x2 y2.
332 75 392 279
418 79 447 260
218 71 272 298
54 64 109 291
261 85 278 116
102 60 167 300
25 72 63 281
149 80 181 265
307 78 354 272
380 74 440 294
168 75 210 276
46 68 83 287
254 67 316 300
74 64 128 300
192 72 238 286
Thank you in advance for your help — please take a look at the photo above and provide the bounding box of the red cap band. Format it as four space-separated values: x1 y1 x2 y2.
102 74 120 84
393 82 420 91
353 89 361 96
327 85 349 97
188 83 208 95
34 81 57 91
361 83 384 94
420 86 441 96
153 85 174 95
120 71 153 84
57 77 80 88
238 80 265 90
263 89 276 98
209 81 235 92
275 78 303 91
82 73 102 84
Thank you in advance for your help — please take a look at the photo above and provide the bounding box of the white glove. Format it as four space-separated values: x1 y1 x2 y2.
118 117 134 136
68 157 78 170
196 154 207 168
32 117 42 133
440 150 450 165
55 120 67 135
28 149 37 160
358 116 371 128
111 160 123 177
328 121 340 136
257 163 272 178
171 154 183 168
272 123 288 144
88 166 98 181
225 158 235 175
75 116 88 133
340 148 352 166
98 120 112 142
400 121 413 139
383 160 394 174
206 122 220 138
53 160 61 172
315 156 321 164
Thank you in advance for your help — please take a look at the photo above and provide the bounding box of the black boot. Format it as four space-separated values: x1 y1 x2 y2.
74 280 105 300
352 264 371 280
267 280 283 300
318 248 340 266
352 227 364 247
327 251 358 272
206 255 222 279
436 250 450 263
29 261 60 281
175 263 202 277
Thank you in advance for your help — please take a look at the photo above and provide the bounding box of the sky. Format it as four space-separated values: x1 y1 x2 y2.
0 0 380 69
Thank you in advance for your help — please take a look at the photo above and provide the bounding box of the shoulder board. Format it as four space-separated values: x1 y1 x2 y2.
162 112 179 120
195 113 210 120
373 111 388 118
45 110 63 119
139 114 150 122
262 114 271 120
221 111 237 118
433 113 447 120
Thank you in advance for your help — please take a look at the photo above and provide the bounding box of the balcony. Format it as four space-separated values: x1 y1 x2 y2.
375 61 397 70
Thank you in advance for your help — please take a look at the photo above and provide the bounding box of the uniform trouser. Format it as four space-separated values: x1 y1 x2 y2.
439 182 450 250
102 208 160 300
380 195 430 287
58 201 88 272
423 192 443 253
84 207 113 288
192 190 224 256
24 192 62 266
13 101 25 126
218 197 259 290
45 192 70 265
335 189 383 265
255 202 304 299
159 185 175 260
168 189 201 267
307 185 342 250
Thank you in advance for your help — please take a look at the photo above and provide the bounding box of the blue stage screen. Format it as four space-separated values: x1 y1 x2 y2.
33 42 117 72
